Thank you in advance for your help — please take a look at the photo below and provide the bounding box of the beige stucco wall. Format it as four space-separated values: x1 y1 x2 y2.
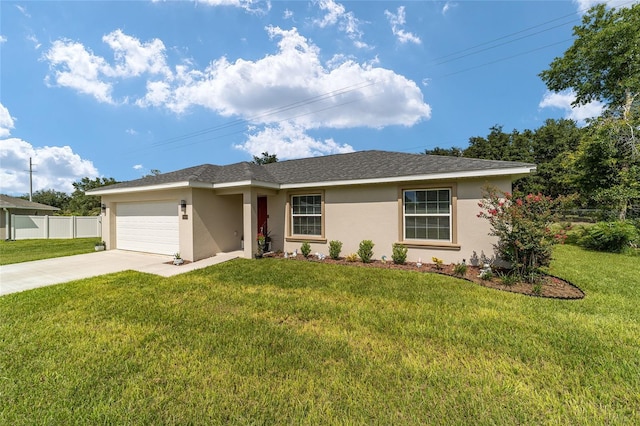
266 191 287 253
282 178 513 264
192 189 243 261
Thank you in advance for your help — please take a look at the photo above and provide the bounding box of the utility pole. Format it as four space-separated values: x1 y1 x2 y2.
28 157 36 201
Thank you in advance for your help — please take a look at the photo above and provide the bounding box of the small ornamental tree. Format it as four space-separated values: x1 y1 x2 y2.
477 186 563 281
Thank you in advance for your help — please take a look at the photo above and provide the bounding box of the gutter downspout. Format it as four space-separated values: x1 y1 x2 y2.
3 208 10 240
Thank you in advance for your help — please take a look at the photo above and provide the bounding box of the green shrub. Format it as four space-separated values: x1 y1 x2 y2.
453 262 468 277
391 243 408 265
565 224 588 245
578 221 638 253
300 241 312 258
630 219 640 245
499 271 520 286
358 240 374 263
329 240 343 260
532 283 543 296
480 270 493 280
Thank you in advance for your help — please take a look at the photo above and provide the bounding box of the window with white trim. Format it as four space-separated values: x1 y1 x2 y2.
291 194 322 236
403 189 451 241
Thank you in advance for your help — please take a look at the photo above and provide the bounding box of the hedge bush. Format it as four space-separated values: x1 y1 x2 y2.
578 221 638 253
329 240 343 260
357 240 374 263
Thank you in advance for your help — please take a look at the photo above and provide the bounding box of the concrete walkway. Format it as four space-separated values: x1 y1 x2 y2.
0 249 243 296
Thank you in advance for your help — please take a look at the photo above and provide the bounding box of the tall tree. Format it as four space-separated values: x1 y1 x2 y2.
539 3 640 112
21 189 71 212
540 3 640 218
67 177 118 216
144 169 162 177
252 152 278 165
573 114 640 219
423 146 463 157
463 125 534 162
526 119 584 197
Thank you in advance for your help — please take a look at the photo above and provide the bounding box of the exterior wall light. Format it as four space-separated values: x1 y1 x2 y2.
180 200 187 213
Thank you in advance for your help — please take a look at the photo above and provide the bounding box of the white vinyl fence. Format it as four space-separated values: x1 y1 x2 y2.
11 215 102 240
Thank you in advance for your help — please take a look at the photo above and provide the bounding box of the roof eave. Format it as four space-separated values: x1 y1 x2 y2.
88 179 281 195
87 181 193 195
279 166 536 189
87 166 535 195
212 180 280 190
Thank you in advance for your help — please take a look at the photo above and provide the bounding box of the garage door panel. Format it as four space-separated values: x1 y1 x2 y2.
116 201 179 255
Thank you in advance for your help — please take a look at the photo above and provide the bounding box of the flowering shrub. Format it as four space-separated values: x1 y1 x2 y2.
477 186 562 281
431 257 444 270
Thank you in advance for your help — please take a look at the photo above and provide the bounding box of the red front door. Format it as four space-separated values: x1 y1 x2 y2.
257 196 268 236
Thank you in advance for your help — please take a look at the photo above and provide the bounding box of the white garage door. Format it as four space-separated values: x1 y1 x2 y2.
116 201 179 255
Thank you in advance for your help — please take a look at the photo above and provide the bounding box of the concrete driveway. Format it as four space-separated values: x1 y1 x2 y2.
0 250 243 296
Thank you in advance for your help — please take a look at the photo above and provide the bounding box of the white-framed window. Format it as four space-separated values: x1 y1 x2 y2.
403 189 451 241
291 194 322 236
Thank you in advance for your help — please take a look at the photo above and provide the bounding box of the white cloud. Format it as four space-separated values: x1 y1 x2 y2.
573 0 636 14
15 5 30 18
385 6 421 45
314 0 367 48
539 90 604 125
0 102 15 138
43 30 170 104
101 29 170 78
43 39 115 103
197 0 271 14
139 26 431 129
0 138 99 195
0 35 7 44
45 26 430 161
315 0 345 27
442 2 457 15
283 9 294 20
133 164 143 170
126 128 138 135
27 34 41 49
234 122 354 159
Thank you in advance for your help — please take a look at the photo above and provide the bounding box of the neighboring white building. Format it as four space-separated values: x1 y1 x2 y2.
1 194 60 240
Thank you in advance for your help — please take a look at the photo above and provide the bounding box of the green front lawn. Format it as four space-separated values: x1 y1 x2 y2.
0 238 101 265
1 245 638 424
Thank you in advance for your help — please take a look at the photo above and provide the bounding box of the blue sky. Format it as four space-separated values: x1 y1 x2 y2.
0 0 627 195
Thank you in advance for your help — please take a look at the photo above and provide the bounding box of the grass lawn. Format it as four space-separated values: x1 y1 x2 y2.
1 245 638 424
0 238 102 265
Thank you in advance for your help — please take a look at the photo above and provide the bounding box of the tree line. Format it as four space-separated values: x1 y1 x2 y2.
23 177 118 216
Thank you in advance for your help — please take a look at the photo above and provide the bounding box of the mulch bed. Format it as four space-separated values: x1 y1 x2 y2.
264 253 585 300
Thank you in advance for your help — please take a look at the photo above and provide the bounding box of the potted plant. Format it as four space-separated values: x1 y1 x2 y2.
173 252 184 265
255 233 265 258
95 241 106 251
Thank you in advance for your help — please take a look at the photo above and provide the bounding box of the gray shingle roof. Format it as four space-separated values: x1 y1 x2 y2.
94 150 535 192
264 150 534 184
0 194 60 210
